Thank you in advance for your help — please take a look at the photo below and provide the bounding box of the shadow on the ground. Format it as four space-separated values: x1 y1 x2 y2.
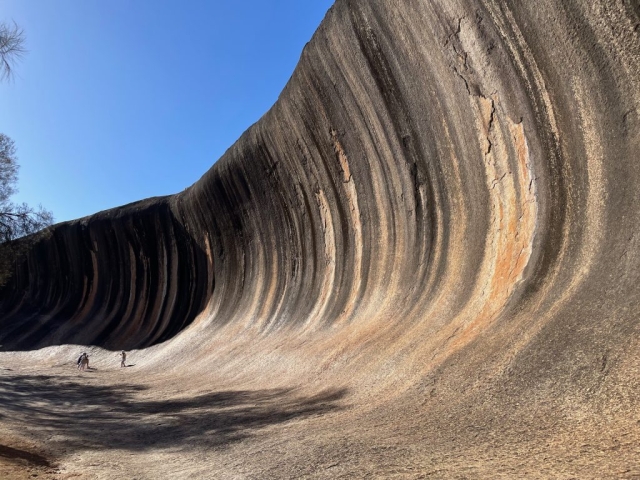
0 443 53 467
0 373 348 452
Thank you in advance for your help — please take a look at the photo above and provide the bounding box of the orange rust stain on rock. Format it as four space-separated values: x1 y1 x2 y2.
450 104 537 351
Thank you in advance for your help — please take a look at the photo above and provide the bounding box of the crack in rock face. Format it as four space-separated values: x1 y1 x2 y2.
0 0 639 476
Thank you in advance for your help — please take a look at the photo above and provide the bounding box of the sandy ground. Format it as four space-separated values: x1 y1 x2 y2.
1 346 639 479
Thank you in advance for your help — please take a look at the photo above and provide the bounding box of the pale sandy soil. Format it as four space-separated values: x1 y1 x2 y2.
1 346 638 479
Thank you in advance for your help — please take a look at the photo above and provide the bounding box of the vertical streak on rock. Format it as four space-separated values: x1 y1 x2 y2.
329 129 363 325
483 1 569 301
307 189 336 327
438 93 538 351
521 79 607 328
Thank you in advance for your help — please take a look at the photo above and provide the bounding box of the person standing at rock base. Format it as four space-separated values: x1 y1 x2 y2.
76 352 84 370
120 351 126 367
78 353 89 371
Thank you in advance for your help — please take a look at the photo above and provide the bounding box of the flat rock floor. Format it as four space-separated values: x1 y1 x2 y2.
1 352 638 479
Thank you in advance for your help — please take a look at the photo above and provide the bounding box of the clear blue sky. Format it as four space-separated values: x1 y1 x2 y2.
0 1 334 223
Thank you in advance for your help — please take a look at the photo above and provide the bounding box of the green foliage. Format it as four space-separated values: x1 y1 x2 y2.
0 135 54 286
0 22 54 286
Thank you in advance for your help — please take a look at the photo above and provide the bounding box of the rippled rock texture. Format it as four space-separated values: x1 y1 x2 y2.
1 0 639 452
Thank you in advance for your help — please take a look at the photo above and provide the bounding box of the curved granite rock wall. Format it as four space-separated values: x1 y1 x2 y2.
1 0 639 399
0 198 212 349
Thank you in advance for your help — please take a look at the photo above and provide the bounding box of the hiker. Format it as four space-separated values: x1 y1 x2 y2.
120 351 126 368
78 352 89 371
76 353 84 370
